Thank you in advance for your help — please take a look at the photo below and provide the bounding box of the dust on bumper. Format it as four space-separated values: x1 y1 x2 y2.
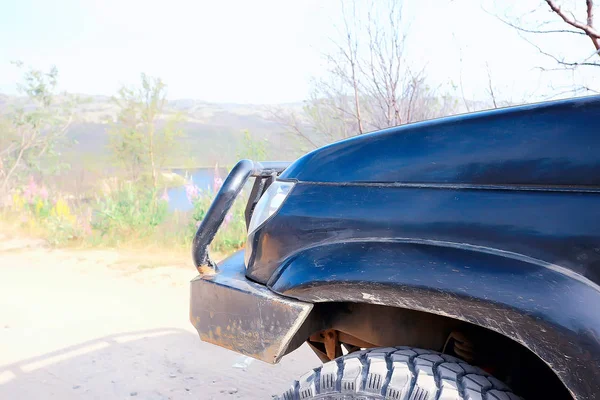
189 251 312 363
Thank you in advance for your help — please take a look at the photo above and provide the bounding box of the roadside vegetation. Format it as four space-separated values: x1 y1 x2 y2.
0 64 257 253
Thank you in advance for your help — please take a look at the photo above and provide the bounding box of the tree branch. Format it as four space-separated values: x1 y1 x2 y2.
492 13 586 35
522 34 600 67
587 0 595 28
266 107 319 148
486 63 498 108
545 0 600 51
457 48 471 112
1 128 28 192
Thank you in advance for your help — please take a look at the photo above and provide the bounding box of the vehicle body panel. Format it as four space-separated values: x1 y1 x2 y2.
246 184 600 285
280 96 600 186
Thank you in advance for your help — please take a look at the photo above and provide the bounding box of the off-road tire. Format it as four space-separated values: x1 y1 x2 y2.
278 347 520 400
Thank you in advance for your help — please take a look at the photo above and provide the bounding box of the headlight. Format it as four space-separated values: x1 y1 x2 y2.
247 181 295 235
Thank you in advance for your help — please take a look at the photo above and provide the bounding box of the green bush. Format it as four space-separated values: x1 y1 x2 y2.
6 179 81 246
186 178 247 254
3 174 248 254
91 183 168 243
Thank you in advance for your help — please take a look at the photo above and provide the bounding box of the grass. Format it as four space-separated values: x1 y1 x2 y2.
1 177 248 259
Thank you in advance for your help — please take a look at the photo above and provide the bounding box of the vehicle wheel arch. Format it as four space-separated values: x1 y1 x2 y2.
269 240 600 399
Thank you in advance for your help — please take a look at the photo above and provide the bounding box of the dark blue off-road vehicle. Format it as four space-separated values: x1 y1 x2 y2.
190 97 600 400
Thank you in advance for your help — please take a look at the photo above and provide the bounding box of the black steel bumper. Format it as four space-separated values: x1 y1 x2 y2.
189 250 313 363
191 160 290 274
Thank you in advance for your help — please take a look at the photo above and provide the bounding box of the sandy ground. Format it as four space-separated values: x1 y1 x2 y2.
0 236 319 399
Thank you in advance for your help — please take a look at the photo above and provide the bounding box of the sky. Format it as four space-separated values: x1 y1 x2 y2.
0 0 597 104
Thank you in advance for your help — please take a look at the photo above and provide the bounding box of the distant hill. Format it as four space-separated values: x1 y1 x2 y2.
0 93 319 192
0 93 315 165
61 95 311 166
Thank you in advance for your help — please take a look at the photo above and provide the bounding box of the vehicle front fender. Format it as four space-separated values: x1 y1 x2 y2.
268 240 600 400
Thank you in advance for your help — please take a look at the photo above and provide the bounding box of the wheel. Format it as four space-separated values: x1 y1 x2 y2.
278 347 520 400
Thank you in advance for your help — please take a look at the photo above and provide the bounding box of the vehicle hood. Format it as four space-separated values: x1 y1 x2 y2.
279 96 600 187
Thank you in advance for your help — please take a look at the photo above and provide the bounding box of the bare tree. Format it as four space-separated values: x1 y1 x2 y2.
484 0 600 97
361 1 407 128
545 0 600 55
339 0 364 134
485 63 499 108
266 106 320 148
270 0 458 145
109 74 182 191
494 1 600 69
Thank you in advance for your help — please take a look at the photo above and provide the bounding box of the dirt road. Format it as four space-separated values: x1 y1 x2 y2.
0 237 318 399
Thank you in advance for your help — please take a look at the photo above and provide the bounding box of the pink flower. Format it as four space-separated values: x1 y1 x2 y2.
185 182 200 204
223 211 233 228
23 176 37 203
213 163 223 193
39 186 49 201
213 178 223 193
160 189 169 202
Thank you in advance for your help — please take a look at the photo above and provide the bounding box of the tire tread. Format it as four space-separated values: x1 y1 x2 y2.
277 347 520 400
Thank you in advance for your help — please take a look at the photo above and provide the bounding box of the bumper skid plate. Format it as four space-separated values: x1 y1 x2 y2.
190 251 313 363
